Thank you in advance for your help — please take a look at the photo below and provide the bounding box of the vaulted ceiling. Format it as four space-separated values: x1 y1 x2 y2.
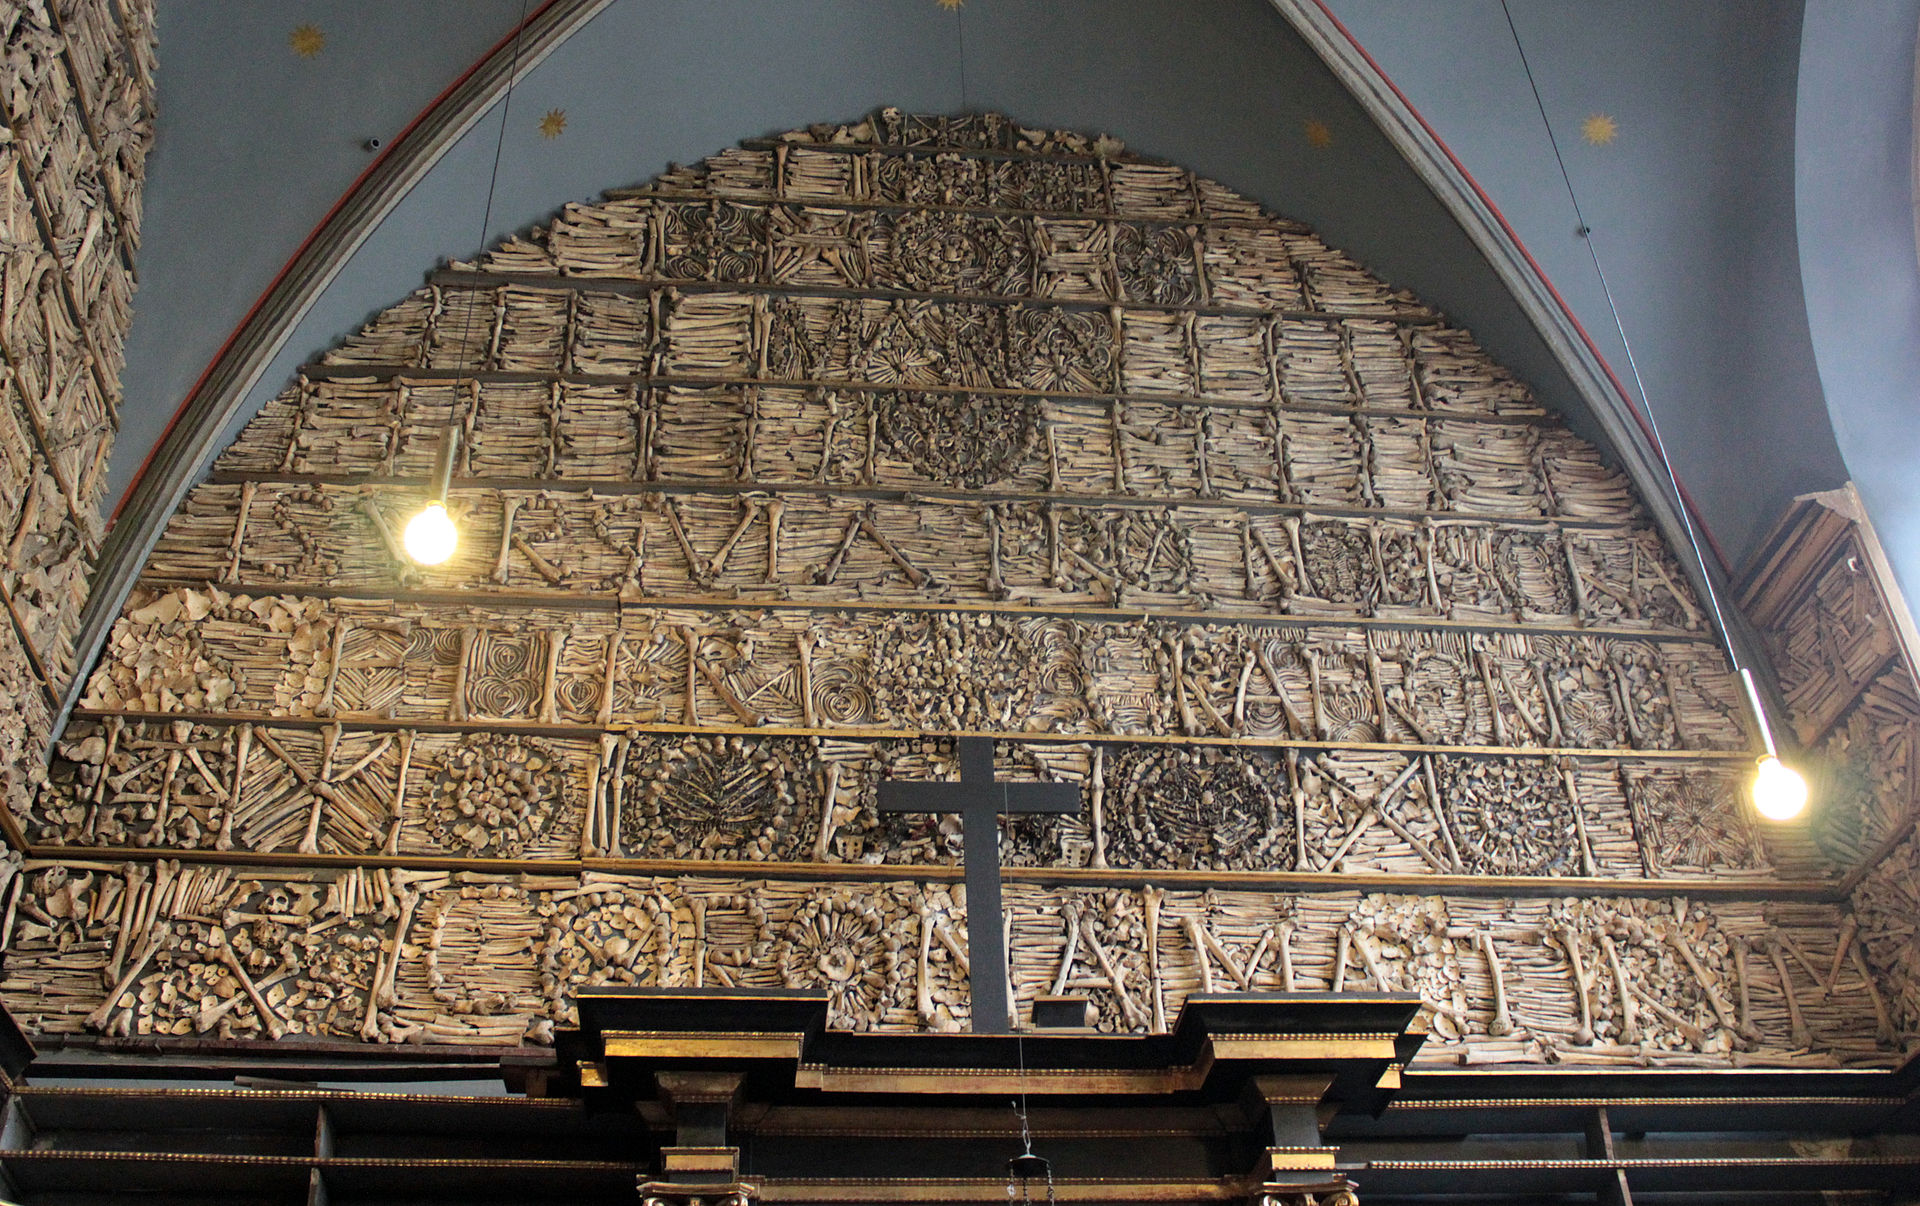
109 0 1920 612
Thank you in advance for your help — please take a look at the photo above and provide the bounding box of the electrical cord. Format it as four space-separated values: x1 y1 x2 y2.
1497 1 1749 678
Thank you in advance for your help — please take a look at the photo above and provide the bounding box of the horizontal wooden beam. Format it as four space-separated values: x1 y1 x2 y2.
65 706 1760 762
429 267 1449 326
130 573 1722 646
289 363 1550 428
205 470 1641 536
607 182 1307 232
15 842 1838 900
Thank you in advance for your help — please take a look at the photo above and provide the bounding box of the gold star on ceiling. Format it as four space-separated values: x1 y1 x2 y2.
539 109 568 139
1582 113 1619 146
1303 119 1334 150
289 24 325 59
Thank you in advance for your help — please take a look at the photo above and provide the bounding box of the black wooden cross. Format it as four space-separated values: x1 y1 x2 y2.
877 737 1081 1033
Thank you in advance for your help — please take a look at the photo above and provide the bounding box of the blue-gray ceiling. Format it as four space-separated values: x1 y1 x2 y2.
1331 0 1843 570
1795 0 1920 605
112 1 1919 608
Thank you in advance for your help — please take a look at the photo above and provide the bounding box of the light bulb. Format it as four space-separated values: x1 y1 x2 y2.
402 502 458 565
1751 754 1808 822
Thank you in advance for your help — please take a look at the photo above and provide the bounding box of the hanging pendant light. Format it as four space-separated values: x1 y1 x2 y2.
403 427 461 565
398 0 530 568
1006 1150 1053 1206
1741 668 1809 821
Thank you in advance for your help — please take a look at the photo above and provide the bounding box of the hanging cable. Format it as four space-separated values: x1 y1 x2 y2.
1016 1028 1031 1154
1006 1028 1053 1205
953 1 970 115
403 0 534 566
1498 1 1807 820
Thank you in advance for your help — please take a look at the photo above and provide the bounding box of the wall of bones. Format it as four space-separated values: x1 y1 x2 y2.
3 110 1909 1071
0 1 154 823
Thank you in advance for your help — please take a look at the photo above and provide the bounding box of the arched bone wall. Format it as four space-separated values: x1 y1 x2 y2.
7 114 1903 1067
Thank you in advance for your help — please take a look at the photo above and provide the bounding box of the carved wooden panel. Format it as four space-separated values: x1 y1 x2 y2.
45 717 1757 886
1851 831 1920 1044
1809 668 1920 867
1771 543 1901 745
1739 489 1920 1052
